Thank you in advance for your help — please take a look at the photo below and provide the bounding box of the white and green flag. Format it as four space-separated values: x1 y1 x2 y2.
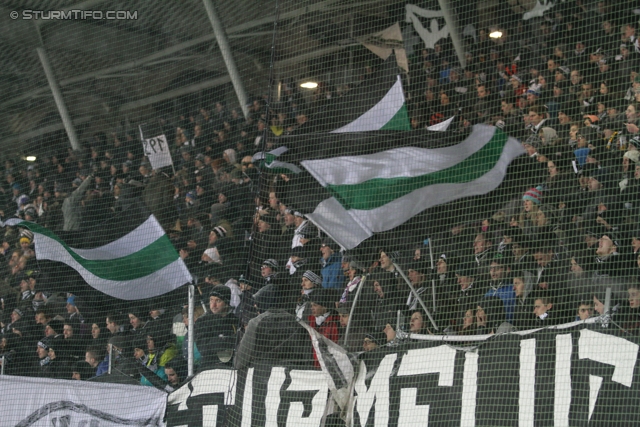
4 215 192 300
301 125 525 250
252 146 302 174
331 75 410 133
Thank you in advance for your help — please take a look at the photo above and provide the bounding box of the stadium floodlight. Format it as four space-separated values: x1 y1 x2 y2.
300 81 318 89
25 156 37 162
489 30 503 39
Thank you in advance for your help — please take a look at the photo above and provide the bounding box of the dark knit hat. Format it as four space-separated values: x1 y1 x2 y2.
523 135 542 149
46 319 64 335
127 307 147 322
108 334 130 351
308 288 335 309
321 237 340 252
209 285 231 306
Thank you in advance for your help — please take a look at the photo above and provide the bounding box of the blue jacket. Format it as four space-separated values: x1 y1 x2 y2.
320 253 345 289
485 282 516 322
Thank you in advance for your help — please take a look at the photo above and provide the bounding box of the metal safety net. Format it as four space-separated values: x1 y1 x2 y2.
0 1 639 426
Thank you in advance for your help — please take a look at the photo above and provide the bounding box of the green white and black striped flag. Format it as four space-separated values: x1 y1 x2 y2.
313 54 410 133
4 215 192 300
301 125 525 250
331 75 410 132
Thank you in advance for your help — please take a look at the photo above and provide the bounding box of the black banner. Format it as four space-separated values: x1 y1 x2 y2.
166 323 640 426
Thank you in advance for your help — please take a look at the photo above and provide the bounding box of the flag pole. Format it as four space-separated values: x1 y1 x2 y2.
187 283 195 377
342 275 366 347
427 237 436 313
394 261 439 331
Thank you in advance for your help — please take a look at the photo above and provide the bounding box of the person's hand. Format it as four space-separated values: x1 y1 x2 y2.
383 324 396 342
626 122 639 134
179 249 188 260
539 282 549 290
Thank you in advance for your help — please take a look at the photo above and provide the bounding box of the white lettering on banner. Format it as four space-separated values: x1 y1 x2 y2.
167 369 236 426
554 334 572 427
460 351 478 427
241 367 254 427
354 353 398 427
578 329 639 421
285 371 329 426
203 406 219 427
142 133 173 169
396 346 457 426
519 338 536 427
265 367 287 427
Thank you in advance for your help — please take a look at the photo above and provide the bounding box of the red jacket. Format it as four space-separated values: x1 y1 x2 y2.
308 313 340 368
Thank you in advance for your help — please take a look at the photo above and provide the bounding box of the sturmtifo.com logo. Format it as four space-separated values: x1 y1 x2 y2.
10 10 138 20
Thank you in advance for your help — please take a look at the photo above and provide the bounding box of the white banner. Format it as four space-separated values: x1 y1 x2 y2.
142 132 173 170
0 376 166 427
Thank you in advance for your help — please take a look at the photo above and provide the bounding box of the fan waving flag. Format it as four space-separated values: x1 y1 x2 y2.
4 215 192 300
301 125 525 250
313 54 410 132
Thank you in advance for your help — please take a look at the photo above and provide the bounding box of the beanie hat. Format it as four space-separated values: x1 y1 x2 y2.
19 229 34 241
321 237 340 252
623 150 640 165
186 191 197 200
66 296 76 306
13 307 24 317
19 237 31 245
127 307 147 322
308 288 334 309
302 270 322 286
213 226 227 238
37 338 51 351
291 246 304 257
262 259 279 270
108 334 130 351
46 319 64 335
24 207 37 218
209 285 231 306
524 135 542 149
523 187 543 205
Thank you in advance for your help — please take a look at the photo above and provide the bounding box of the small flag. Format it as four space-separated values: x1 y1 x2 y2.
252 146 302 174
312 55 411 133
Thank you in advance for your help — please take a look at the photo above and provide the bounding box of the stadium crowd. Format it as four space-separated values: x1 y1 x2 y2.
0 1 639 390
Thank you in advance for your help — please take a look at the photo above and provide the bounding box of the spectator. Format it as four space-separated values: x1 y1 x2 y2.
194 285 236 368
319 238 344 289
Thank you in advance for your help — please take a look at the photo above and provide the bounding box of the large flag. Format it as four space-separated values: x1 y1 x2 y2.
315 55 410 132
301 125 525 250
4 215 192 300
